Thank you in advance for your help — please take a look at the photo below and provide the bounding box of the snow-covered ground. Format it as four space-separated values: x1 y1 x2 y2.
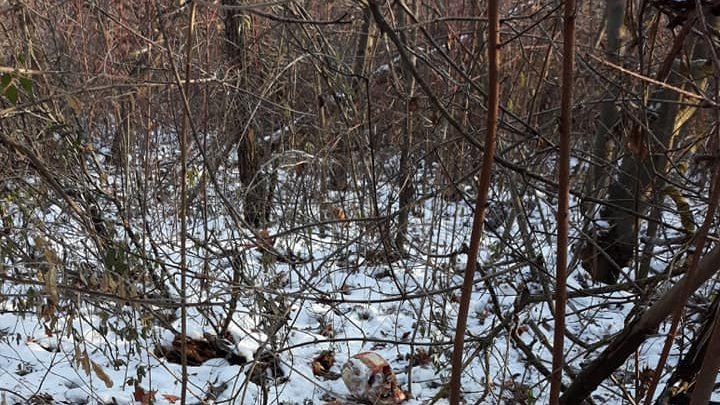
0 154 718 405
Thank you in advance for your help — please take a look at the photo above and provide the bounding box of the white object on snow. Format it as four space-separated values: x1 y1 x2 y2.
341 352 406 405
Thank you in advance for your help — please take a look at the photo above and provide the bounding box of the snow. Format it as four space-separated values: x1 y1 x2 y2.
0 155 718 405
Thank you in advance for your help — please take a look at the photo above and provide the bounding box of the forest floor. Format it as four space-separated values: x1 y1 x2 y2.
0 158 717 405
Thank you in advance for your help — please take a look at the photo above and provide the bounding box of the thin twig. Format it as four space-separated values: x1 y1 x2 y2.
587 53 713 104
446 0 500 401
551 0 575 401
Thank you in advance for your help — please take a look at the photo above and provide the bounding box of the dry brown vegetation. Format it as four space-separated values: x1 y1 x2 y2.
1 0 720 404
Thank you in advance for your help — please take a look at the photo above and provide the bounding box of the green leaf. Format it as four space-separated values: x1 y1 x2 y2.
5 85 18 104
19 76 32 92
1 73 11 90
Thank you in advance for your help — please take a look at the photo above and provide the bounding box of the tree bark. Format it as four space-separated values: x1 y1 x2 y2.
586 0 624 194
352 6 375 90
561 242 720 404
550 0 575 401
395 0 417 253
583 22 714 284
447 0 500 401
223 0 269 227
687 294 720 405
653 293 719 404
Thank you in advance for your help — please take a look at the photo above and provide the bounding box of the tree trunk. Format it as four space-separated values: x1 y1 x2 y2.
224 0 269 227
395 0 418 253
584 0 625 207
352 6 375 90
561 241 720 404
654 293 720 404
583 23 714 284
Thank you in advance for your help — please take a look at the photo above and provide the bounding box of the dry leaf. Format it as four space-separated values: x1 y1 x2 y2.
161 334 221 366
65 94 83 112
28 393 53 404
35 236 59 319
319 322 334 338
409 349 431 367
78 350 90 376
446 29 456 50
256 229 275 252
312 350 336 377
133 385 145 402
626 125 648 160
74 343 82 369
91 360 114 388
331 207 346 221
312 360 325 376
339 283 351 295
133 385 156 405
162 393 181 403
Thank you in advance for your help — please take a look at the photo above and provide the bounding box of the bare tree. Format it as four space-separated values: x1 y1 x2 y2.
583 13 716 284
